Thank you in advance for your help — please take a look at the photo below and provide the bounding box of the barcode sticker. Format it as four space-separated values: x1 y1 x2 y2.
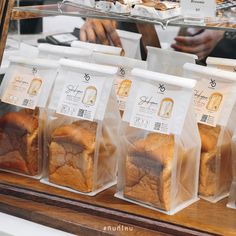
193 79 230 127
1 69 43 109
56 71 105 121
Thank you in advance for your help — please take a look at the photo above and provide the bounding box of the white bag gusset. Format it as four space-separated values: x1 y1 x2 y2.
0 56 58 178
147 46 197 76
38 43 92 61
92 52 147 113
71 40 123 56
184 63 236 203
116 30 142 59
43 59 122 196
116 68 201 215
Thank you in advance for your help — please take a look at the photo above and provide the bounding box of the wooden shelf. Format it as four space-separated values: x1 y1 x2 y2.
0 172 235 235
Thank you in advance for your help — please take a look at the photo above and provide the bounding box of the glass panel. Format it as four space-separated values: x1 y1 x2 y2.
12 2 236 31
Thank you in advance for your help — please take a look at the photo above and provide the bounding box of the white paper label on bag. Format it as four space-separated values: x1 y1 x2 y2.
130 82 179 134
194 79 231 127
181 0 216 18
56 72 105 121
1 67 43 109
114 67 132 111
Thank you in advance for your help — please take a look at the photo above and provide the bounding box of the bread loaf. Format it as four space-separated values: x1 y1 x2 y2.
198 124 232 197
0 109 39 175
124 133 175 210
49 120 116 192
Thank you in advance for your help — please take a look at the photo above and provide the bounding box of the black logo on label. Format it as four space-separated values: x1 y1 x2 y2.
119 67 126 77
209 79 216 88
32 67 38 75
158 84 165 93
84 73 90 81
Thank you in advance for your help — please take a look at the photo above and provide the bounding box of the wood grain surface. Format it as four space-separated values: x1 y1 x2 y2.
0 172 235 235
0 194 169 236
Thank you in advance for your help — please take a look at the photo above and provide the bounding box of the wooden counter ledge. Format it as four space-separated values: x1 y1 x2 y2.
0 172 235 236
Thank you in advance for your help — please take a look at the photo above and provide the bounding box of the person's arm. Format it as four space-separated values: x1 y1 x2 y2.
80 18 122 47
171 28 225 60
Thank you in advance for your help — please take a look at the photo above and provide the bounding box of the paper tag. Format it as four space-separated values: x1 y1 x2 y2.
130 82 178 135
181 0 216 18
194 79 230 127
53 33 77 43
114 67 132 111
1 67 43 109
56 72 105 121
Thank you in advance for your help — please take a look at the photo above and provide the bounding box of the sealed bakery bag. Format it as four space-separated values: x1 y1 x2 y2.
43 59 121 196
115 68 201 215
0 56 58 178
38 43 92 61
116 30 142 59
184 63 236 203
71 40 123 56
92 53 147 114
147 46 197 76
206 57 236 208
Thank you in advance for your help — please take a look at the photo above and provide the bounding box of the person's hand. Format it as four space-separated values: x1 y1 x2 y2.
80 18 122 47
171 29 225 60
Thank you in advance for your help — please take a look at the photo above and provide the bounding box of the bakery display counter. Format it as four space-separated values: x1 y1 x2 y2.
11 2 236 31
0 172 235 235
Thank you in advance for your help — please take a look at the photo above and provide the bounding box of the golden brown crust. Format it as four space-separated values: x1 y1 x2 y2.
0 109 39 176
129 133 174 165
49 120 116 193
198 124 232 197
0 110 38 134
198 124 221 152
124 132 174 211
51 120 97 153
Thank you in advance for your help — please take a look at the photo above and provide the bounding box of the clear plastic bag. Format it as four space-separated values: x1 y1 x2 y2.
206 56 236 208
91 53 147 115
147 46 197 76
115 68 201 215
0 56 58 178
184 63 236 202
38 43 92 62
42 59 122 195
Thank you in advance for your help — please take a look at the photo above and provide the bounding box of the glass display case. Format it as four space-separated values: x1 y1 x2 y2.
0 1 236 235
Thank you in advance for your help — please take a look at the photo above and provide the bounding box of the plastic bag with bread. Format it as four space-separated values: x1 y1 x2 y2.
116 68 201 215
44 59 121 195
206 57 236 207
184 63 236 202
0 56 58 178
